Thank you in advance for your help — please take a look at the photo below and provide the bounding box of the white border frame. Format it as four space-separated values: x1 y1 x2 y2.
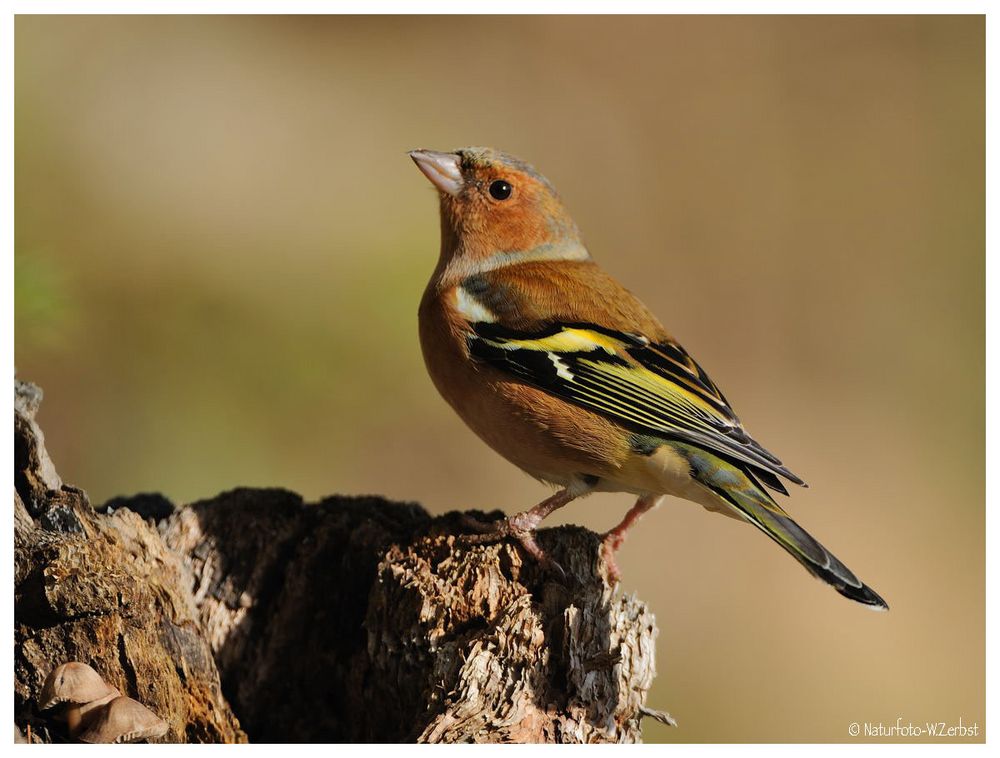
4 2 991 753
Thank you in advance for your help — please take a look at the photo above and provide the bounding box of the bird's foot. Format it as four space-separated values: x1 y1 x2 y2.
600 532 625 584
460 510 566 579
598 494 661 584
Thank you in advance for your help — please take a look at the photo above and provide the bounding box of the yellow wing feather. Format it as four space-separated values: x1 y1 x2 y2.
469 322 803 485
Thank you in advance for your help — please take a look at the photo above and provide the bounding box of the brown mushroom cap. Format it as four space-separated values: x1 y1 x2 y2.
39 662 119 710
76 696 169 744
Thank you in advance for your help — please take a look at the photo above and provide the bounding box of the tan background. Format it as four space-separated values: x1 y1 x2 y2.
15 15 984 743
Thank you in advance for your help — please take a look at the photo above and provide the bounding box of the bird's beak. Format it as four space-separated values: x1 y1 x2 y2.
408 150 463 196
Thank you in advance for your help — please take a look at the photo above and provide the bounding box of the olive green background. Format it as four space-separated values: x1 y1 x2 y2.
15 15 984 743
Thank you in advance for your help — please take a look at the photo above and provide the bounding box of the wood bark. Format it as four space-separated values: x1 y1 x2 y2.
14 379 664 743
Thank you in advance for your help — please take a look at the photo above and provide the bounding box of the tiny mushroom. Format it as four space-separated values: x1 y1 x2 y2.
39 661 168 743
77 696 169 744
39 662 120 737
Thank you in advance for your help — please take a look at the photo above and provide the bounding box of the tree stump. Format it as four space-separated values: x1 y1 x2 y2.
14 379 663 743
14 381 245 743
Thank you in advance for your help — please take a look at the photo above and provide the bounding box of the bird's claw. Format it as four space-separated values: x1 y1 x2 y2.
459 514 566 578
539 553 567 580
459 512 507 536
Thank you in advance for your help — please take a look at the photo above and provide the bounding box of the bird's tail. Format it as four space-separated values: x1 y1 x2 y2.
676 443 889 610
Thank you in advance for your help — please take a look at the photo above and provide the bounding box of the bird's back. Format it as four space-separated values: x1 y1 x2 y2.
436 258 671 338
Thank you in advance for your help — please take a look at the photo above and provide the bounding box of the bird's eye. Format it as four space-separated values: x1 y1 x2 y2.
488 180 513 200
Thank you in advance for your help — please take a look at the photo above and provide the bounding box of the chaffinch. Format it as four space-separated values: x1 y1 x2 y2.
409 146 887 610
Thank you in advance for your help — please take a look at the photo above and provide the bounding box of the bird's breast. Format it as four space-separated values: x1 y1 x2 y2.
417 283 630 487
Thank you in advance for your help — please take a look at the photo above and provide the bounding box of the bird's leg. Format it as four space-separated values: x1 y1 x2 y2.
601 494 663 582
461 488 579 574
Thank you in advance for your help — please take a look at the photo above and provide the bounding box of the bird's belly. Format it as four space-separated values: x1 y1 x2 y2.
419 316 628 487
439 370 624 487
605 444 741 517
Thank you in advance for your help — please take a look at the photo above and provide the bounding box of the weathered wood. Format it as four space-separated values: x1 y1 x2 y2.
14 381 246 743
14 379 661 742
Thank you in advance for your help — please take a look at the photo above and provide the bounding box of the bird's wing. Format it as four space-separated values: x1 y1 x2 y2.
467 319 804 488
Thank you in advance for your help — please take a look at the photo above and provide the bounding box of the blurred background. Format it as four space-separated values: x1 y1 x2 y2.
15 15 983 743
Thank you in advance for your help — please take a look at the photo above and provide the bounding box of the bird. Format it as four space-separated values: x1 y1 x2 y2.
409 146 887 610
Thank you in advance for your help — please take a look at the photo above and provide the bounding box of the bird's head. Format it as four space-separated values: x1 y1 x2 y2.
409 147 588 282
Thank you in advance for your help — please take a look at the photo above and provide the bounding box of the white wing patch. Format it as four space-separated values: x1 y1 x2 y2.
454 286 496 323
548 352 574 380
